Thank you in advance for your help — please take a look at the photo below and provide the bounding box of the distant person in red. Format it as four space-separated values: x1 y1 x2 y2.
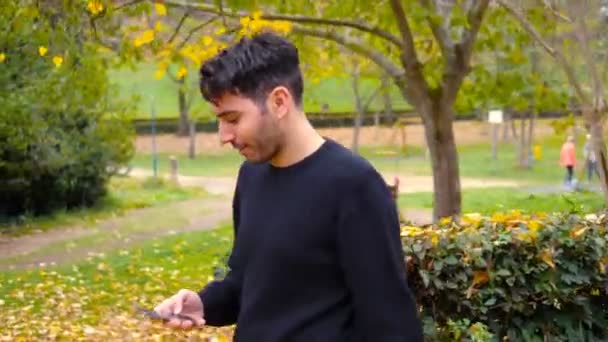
560 135 576 187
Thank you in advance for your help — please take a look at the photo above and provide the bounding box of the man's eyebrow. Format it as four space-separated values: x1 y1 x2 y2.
217 110 240 118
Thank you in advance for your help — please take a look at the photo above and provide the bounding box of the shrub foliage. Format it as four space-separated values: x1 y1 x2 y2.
0 1 135 218
403 211 608 341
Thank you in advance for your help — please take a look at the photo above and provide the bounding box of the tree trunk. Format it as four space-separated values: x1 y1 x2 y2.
421 103 462 220
518 111 528 168
527 110 536 165
177 78 189 136
502 110 510 142
510 109 518 140
588 112 608 204
188 120 196 159
351 63 364 154
381 73 394 125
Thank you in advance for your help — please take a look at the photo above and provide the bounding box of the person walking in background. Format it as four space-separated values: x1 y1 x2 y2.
560 135 576 188
583 133 599 182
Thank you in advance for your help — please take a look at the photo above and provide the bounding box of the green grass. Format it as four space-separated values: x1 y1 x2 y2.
398 187 605 215
0 176 206 236
361 134 591 185
129 135 585 186
109 62 411 119
130 152 243 178
0 225 236 339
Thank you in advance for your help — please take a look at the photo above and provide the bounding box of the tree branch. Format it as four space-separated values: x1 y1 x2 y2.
290 26 405 80
496 0 589 105
168 11 190 44
113 0 146 12
419 0 452 58
459 0 489 67
176 16 219 49
569 1 605 112
389 0 422 72
162 0 403 48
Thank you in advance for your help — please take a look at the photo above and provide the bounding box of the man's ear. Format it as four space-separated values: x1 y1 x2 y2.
267 86 292 119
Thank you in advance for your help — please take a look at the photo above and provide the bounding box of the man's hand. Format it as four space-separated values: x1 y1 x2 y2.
154 289 206 329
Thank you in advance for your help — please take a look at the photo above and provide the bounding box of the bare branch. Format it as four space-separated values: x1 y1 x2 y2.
363 84 383 112
113 0 145 12
459 0 490 66
541 0 573 23
419 0 452 58
572 4 605 111
163 0 403 48
290 26 405 80
176 16 219 49
168 11 190 44
496 0 589 104
389 0 422 71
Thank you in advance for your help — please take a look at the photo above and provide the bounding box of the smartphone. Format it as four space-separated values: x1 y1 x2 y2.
133 303 196 323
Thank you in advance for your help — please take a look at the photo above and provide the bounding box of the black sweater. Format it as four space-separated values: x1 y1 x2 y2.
199 139 423 341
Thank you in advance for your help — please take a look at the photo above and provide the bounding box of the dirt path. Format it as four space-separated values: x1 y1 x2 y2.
1 165 522 269
0 197 231 270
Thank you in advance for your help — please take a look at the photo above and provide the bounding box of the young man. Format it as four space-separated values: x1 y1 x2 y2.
153 31 423 341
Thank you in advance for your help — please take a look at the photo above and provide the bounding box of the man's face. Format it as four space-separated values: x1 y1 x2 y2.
213 92 283 163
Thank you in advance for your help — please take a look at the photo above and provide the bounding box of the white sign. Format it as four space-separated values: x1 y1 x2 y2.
488 109 503 124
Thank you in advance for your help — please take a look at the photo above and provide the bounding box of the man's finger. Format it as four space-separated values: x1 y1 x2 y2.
194 317 206 327
180 319 193 330
165 317 182 328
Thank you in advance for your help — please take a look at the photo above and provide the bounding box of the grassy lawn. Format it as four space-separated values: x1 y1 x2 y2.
362 135 588 185
399 187 605 215
0 225 236 340
109 62 411 119
0 176 206 236
130 135 585 186
130 152 243 178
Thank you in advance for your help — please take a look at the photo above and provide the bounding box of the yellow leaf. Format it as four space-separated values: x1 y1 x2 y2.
52 56 63 68
202 35 213 46
570 226 588 239
516 230 537 243
491 212 506 223
539 249 555 269
431 234 439 246
461 213 482 226
472 270 489 287
439 216 452 225
134 30 155 47
154 68 165 80
154 21 163 32
528 220 541 232
155 3 167 16
87 0 104 15
0 53 5 63
176 66 188 79
38 46 48 56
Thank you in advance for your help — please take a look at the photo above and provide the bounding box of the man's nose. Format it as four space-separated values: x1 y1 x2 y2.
218 121 235 146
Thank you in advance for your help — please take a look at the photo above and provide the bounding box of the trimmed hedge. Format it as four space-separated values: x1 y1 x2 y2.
402 211 608 341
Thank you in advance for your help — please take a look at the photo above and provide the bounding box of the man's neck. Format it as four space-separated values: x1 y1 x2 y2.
270 114 325 168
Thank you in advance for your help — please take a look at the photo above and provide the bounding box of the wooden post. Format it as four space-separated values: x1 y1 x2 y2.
188 120 196 159
169 156 178 183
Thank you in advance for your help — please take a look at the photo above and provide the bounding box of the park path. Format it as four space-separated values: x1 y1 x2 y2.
0 197 231 270
0 167 533 270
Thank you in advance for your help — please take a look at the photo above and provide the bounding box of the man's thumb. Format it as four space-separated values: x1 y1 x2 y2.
172 294 184 315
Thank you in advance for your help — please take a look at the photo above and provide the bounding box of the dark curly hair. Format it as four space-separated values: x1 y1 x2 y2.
199 30 303 109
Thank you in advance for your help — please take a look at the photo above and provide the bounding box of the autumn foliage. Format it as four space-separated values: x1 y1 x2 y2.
403 211 608 340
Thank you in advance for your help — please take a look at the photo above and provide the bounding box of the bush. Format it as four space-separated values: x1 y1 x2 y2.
402 211 608 341
0 2 135 219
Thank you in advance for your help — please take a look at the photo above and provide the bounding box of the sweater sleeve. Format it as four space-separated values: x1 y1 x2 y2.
198 167 245 326
336 168 423 341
